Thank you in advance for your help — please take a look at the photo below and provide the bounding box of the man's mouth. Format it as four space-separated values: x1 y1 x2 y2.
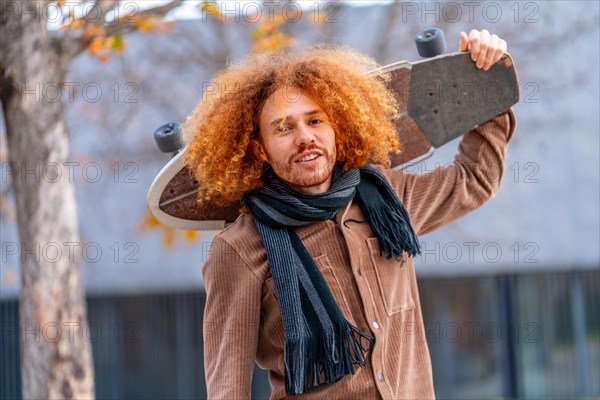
295 151 322 163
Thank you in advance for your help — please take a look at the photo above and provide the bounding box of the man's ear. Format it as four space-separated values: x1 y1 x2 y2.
250 138 268 163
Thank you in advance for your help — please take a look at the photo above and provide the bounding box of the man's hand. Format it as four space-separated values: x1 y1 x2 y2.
459 29 507 71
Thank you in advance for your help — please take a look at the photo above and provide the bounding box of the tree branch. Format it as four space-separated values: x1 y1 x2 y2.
58 0 185 60
105 0 184 37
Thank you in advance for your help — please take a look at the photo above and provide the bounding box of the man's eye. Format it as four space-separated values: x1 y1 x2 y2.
309 119 321 125
276 125 291 133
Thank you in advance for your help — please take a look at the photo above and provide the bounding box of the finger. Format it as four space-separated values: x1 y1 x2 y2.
499 38 508 54
492 39 506 69
458 31 469 52
489 38 508 70
468 29 481 61
475 29 491 69
483 34 500 70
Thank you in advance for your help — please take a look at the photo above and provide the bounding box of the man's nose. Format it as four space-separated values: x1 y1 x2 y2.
294 123 316 147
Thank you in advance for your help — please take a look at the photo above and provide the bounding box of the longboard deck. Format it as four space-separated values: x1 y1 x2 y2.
147 52 519 230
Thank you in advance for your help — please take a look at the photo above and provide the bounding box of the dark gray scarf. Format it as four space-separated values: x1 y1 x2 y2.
243 165 420 395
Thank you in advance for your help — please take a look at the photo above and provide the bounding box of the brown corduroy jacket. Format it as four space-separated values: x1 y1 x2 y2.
202 110 516 399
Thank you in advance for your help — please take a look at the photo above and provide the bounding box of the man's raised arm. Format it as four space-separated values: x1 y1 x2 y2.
380 29 517 235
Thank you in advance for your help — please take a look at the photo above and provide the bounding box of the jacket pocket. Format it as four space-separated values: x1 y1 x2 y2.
263 255 351 318
367 237 415 316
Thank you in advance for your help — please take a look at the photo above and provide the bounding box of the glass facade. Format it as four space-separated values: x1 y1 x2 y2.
419 270 600 398
1 270 598 399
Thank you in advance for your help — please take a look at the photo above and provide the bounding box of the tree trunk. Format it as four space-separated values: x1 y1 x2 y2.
0 2 95 399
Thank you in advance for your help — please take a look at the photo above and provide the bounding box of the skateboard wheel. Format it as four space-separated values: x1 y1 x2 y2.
154 122 184 154
415 28 446 58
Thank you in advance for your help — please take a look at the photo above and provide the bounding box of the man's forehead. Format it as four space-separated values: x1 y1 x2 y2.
261 87 325 122
265 86 309 105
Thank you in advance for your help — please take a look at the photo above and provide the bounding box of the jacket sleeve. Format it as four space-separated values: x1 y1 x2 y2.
202 235 262 400
381 109 517 236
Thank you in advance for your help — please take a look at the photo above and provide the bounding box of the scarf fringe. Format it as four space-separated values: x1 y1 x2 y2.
361 195 421 258
284 322 375 395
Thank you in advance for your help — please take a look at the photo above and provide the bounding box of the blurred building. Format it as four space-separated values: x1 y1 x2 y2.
1 2 599 399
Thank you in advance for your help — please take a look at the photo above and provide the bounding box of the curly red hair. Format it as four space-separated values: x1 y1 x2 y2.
183 45 401 206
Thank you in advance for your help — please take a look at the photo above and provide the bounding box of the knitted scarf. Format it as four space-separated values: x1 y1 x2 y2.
243 165 421 395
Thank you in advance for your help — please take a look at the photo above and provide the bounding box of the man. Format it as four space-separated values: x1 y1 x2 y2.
184 29 516 399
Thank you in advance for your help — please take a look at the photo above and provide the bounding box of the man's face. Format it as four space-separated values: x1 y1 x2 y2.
253 87 337 194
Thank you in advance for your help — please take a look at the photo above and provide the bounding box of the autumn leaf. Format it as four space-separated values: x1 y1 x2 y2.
136 16 160 33
138 212 162 232
249 12 296 54
163 229 175 249
138 211 201 251
88 36 106 56
252 31 294 53
183 230 198 243
251 27 265 41
106 33 126 55
200 0 221 18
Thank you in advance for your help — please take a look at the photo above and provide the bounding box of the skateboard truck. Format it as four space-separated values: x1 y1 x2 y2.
154 122 184 158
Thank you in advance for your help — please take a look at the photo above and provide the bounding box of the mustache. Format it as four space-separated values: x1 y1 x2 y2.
290 145 328 163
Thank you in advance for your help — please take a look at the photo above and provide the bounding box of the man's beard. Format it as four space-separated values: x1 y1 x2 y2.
269 151 336 192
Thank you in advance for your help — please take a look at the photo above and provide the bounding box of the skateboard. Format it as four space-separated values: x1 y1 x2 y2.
147 28 519 231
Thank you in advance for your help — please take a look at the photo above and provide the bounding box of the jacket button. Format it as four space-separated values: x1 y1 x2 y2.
372 321 380 330
378 373 384 382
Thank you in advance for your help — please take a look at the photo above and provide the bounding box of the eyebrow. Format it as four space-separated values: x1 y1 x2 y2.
269 110 321 127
